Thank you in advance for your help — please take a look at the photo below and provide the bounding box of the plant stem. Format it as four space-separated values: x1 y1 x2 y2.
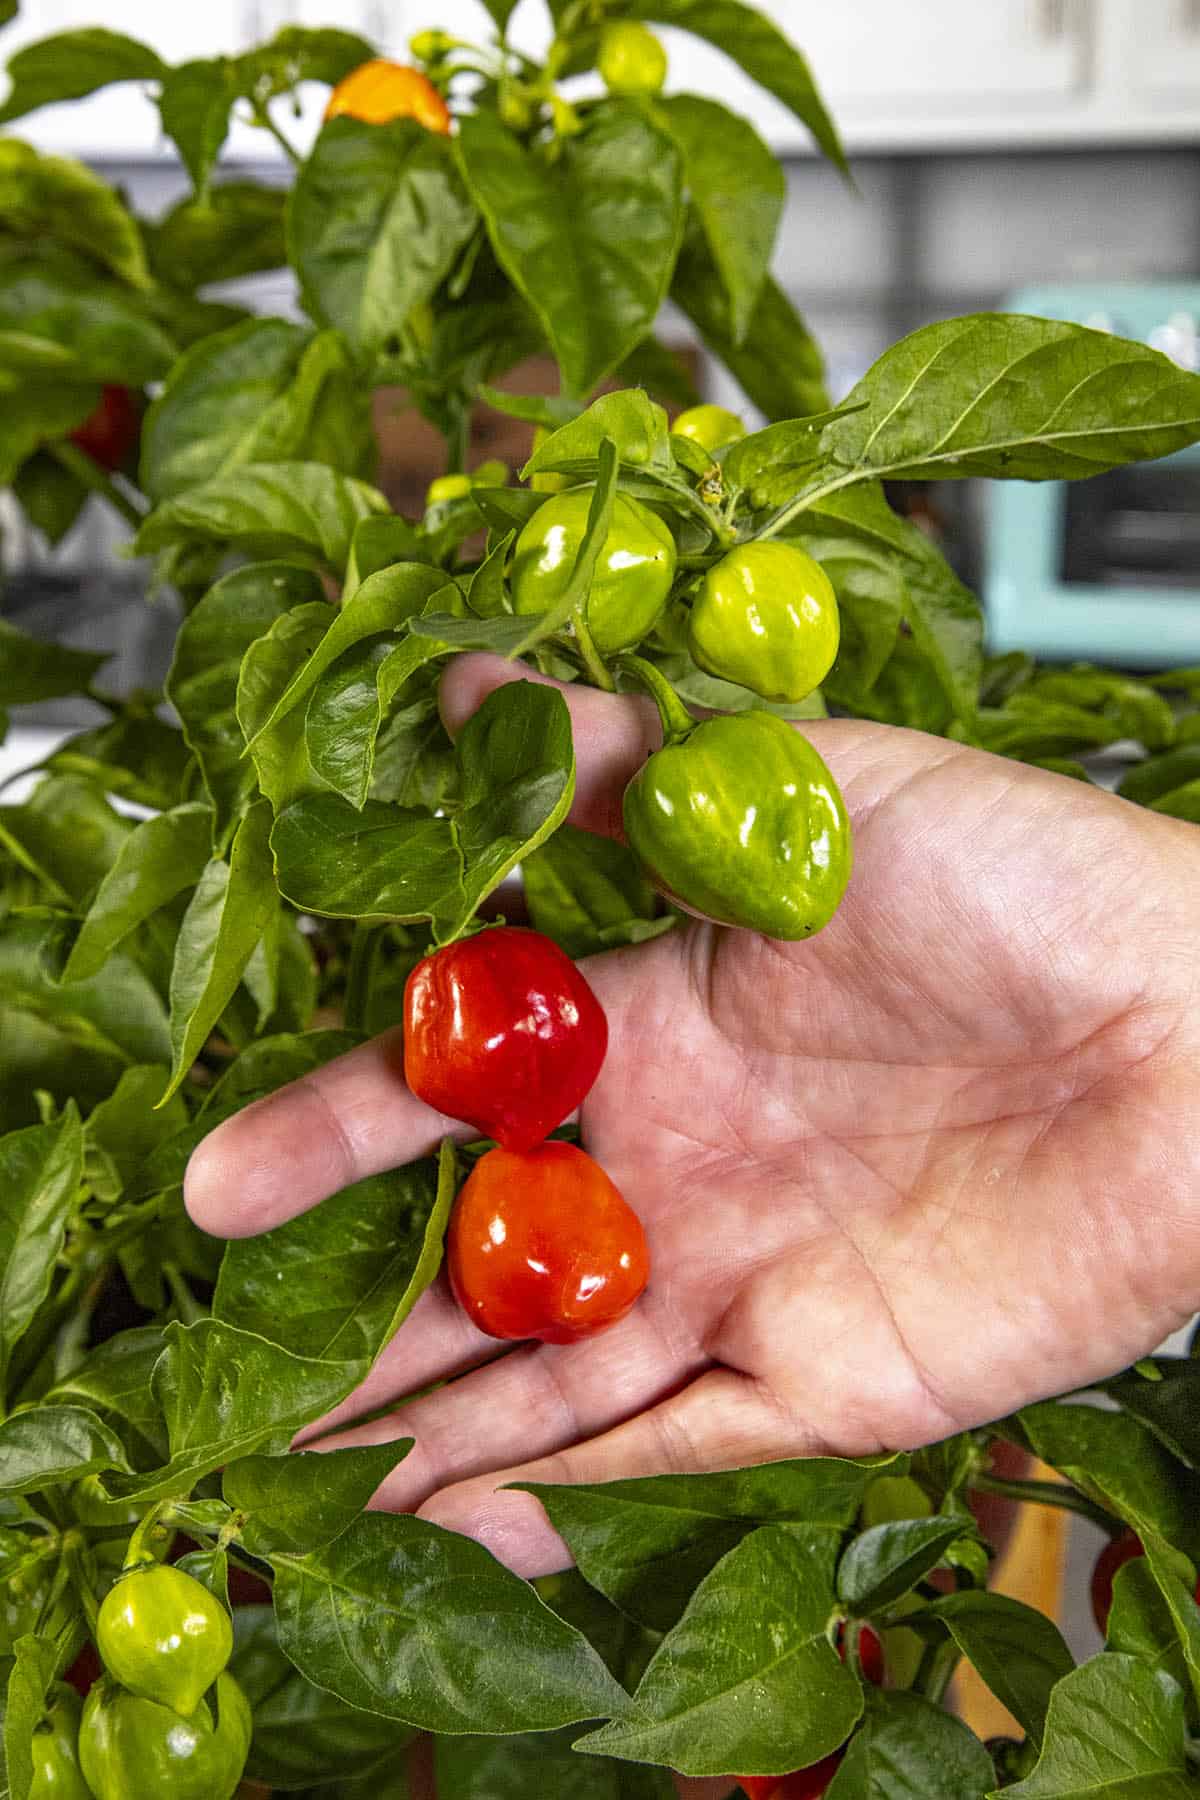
252 103 302 165
615 654 695 745
971 1471 1119 1535
344 922 382 1033
47 441 146 531
572 606 615 692
914 1633 961 1707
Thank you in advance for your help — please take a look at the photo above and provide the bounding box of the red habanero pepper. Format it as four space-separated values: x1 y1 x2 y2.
447 1142 649 1344
404 927 608 1151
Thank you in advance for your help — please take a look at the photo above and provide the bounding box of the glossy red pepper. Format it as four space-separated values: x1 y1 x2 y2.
838 1620 884 1686
1089 1530 1200 1635
447 1142 649 1343
404 927 608 1151
68 386 139 473
739 1758 843 1800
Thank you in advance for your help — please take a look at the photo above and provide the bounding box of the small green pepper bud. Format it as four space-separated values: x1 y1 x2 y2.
598 21 668 94
672 403 746 454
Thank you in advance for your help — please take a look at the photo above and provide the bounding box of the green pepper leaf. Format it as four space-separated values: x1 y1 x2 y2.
134 462 389 573
0 917 170 1132
238 604 338 816
225 1441 415 1558
272 1512 629 1732
290 118 477 363
4 1633 67 1800
1101 1359 1200 1469
44 715 192 813
825 1688 993 1799
156 57 240 196
436 1728 676 1798
61 803 211 983
578 1526 861 1776
0 1404 132 1495
102 1318 364 1503
0 27 163 124
519 1458 889 1633
83 1065 187 1200
458 102 684 397
837 1516 974 1614
161 800 278 1106
792 482 982 728
238 25 373 99
11 450 87 546
273 679 574 941
0 774 131 907
246 561 450 748
1012 1401 1200 1555
656 94 783 343
672 222 829 421
165 562 324 849
231 1603 415 1791
1002 1655 1192 1798
142 320 371 502
146 182 287 291
0 139 149 288
523 392 671 477
821 313 1200 485
916 1593 1074 1746
0 616 107 707
214 1147 450 1366
1119 746 1200 810
42 1326 169 1465
523 824 671 961
0 1107 82 1401
627 0 846 172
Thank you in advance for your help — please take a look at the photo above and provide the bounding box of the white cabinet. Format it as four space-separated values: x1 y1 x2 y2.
1124 0 1200 102
660 0 1093 152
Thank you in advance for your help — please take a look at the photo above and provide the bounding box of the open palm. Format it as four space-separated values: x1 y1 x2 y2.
185 654 1200 1577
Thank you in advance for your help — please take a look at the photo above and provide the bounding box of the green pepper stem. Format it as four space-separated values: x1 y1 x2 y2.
46 441 146 532
123 1501 174 1572
250 102 302 165
970 1471 1120 1535
572 606 616 692
615 655 695 746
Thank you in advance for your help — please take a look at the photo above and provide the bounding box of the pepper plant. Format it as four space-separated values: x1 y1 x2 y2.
3 2 1200 1796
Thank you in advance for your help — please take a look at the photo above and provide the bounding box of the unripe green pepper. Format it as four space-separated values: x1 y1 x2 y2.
623 711 852 940
689 542 840 704
598 20 668 94
78 1673 251 1800
30 1685 90 1799
672 403 746 454
530 425 570 494
96 1561 233 1715
511 488 677 655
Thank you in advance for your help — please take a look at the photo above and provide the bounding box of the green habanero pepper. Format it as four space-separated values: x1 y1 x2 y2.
688 541 840 704
672 403 746 454
96 1560 233 1715
30 1685 90 1800
598 20 668 94
78 1672 251 1800
623 711 852 940
511 488 677 655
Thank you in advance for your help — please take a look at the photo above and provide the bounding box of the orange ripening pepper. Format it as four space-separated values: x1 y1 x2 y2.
325 60 451 132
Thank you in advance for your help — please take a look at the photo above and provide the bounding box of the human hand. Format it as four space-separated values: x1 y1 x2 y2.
185 654 1200 1577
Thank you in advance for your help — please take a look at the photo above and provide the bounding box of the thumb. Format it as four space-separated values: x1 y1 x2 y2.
439 653 661 842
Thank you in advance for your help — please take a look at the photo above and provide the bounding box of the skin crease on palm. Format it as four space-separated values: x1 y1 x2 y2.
185 653 1200 1597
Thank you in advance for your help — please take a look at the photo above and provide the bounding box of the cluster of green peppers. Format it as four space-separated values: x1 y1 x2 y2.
31 1562 249 1799
511 404 853 942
